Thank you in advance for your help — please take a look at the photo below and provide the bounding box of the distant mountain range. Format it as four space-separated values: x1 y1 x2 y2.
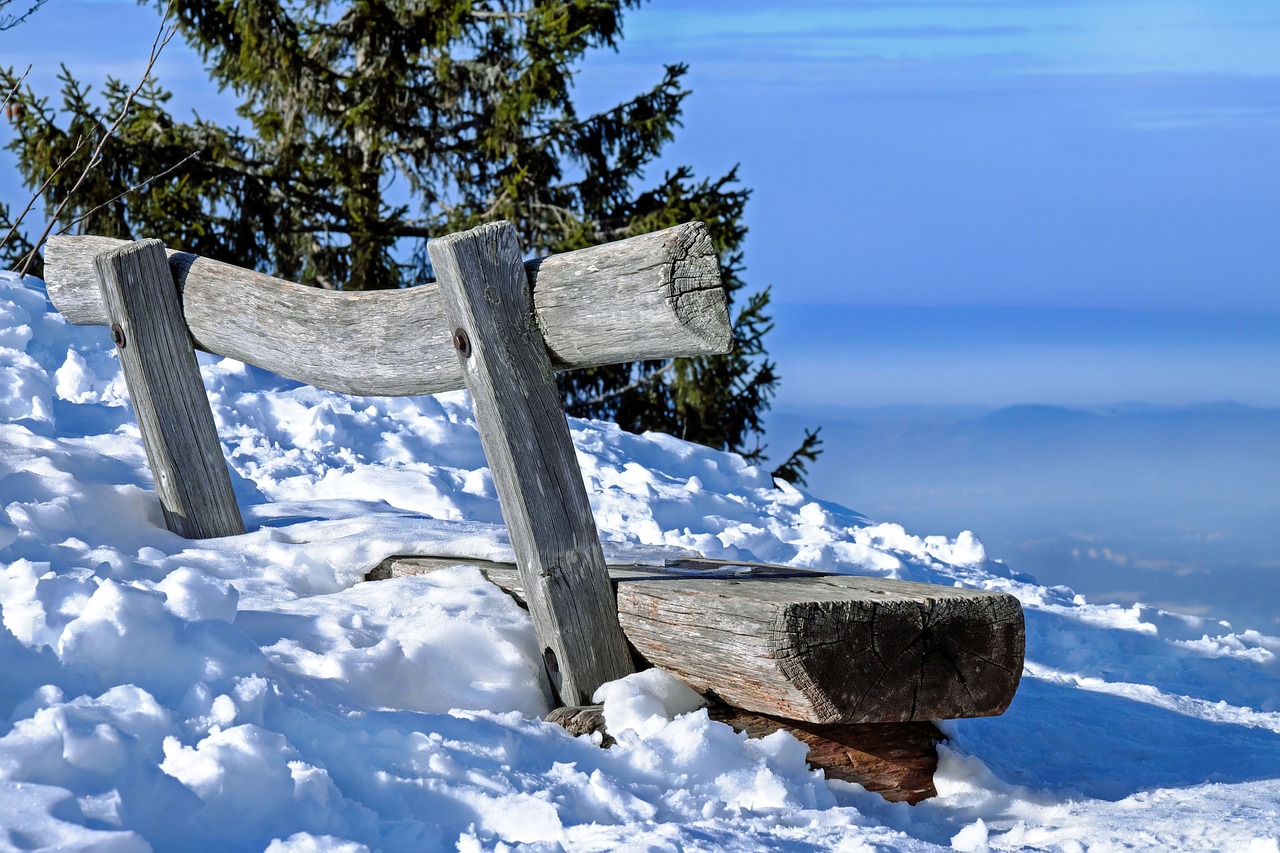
767 401 1280 630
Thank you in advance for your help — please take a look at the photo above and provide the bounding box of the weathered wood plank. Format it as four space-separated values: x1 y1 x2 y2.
93 240 245 539
546 703 944 804
427 221 635 706
376 555 1025 725
43 222 730 396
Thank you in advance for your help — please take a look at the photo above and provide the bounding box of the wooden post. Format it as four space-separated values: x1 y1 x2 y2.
428 221 635 705
93 240 245 539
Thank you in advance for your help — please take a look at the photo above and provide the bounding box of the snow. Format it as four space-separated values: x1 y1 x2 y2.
1 268 1278 850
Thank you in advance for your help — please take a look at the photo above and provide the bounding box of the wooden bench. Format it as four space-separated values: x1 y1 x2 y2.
44 222 1024 803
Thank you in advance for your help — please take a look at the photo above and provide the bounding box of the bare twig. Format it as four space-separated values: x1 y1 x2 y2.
58 149 200 234
18 6 179 274
1 63 31 115
575 360 678 410
469 7 529 20
2 134 90 250
0 0 47 31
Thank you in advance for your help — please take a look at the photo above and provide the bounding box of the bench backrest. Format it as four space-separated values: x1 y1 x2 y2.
44 221 731 705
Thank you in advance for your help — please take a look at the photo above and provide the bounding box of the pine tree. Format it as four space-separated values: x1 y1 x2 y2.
1 0 821 482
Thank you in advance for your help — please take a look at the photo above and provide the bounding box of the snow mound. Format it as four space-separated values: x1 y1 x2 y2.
1 270 1279 850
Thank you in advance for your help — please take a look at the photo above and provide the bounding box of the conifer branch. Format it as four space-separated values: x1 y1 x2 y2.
1 63 30 114
770 428 824 487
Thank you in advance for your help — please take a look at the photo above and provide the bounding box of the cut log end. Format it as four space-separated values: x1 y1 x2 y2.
664 221 732 355
778 590 1026 724
529 221 731 366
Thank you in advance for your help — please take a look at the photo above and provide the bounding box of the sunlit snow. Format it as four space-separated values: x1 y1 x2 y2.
1 270 1278 850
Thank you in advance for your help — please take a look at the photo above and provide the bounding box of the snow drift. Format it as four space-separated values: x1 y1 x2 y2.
1 270 1279 851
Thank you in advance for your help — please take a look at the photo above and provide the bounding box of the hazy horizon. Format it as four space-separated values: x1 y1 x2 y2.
768 301 1280 410
767 399 1280 632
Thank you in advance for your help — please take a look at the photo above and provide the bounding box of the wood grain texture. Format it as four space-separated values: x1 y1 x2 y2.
544 705 616 748
427 221 634 706
92 240 245 539
707 709 943 804
44 222 729 396
376 555 1025 724
545 703 942 804
528 222 729 366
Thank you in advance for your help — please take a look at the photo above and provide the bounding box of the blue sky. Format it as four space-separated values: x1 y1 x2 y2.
571 0 1280 312
3 0 1278 404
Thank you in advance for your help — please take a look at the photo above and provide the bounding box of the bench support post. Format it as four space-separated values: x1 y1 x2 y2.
93 239 245 539
429 221 635 706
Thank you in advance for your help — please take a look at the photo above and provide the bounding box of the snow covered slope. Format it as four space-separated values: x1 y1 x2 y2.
2 270 1279 851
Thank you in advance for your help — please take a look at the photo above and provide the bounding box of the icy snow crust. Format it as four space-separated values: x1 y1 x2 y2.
1 270 1278 851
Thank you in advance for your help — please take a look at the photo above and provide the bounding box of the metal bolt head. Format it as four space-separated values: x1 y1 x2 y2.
110 323 126 350
452 328 472 358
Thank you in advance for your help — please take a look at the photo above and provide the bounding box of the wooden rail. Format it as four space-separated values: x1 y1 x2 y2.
44 222 730 396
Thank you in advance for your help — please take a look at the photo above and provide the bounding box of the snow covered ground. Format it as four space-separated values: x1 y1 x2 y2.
2 269 1279 851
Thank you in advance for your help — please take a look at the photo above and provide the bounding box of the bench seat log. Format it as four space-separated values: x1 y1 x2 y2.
372 556 1026 725
43 222 729 397
545 704 945 805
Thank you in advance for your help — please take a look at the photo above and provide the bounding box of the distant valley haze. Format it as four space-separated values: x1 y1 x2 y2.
767 399 1280 632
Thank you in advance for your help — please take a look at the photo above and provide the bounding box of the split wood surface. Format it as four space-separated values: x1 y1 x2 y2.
373 555 1025 725
43 222 730 396
427 222 635 706
545 704 944 805
92 240 244 539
